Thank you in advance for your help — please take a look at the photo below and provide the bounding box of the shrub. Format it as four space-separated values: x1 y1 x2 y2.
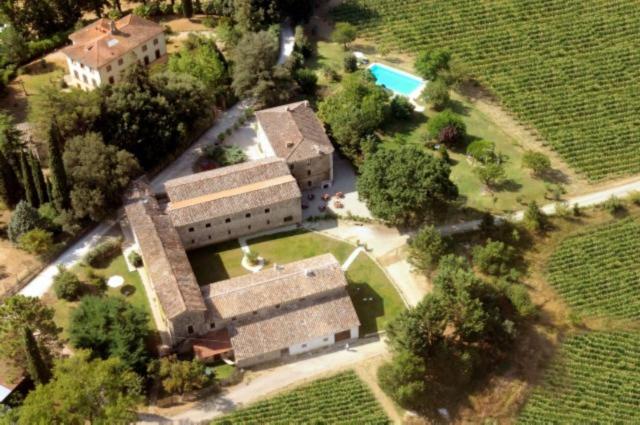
53 266 82 301
426 109 466 145
524 201 546 232
294 68 318 95
602 195 625 216
390 96 414 120
415 49 451 80
246 251 260 266
86 270 107 293
204 145 247 166
343 54 357 73
472 239 517 276
522 150 551 176
408 225 446 273
423 78 449 110
8 201 45 242
38 203 59 230
128 251 143 268
18 229 55 256
84 238 122 268
466 139 495 163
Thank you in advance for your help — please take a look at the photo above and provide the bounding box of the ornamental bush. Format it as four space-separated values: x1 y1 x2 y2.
83 237 122 268
426 109 466 145
53 266 82 301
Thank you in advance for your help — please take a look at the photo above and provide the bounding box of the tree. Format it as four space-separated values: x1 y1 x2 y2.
149 356 214 399
69 296 149 374
523 201 546 233
426 109 466 145
318 71 390 164
294 68 318 95
18 228 55 256
28 153 48 206
0 112 24 175
522 150 551 177
0 295 61 372
423 78 450 110
52 265 82 301
466 139 495 164
472 239 517 276
19 152 38 208
22 326 51 385
0 149 23 208
415 49 451 80
168 34 230 104
408 225 446 273
18 351 142 425
378 350 427 409
182 0 194 17
47 121 70 212
332 22 357 48
231 31 279 98
63 133 141 221
0 25 28 64
7 200 44 242
390 96 414 120
357 145 458 225
475 161 506 189
343 53 357 72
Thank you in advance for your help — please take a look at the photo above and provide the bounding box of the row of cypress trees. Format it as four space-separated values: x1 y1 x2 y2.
0 120 69 213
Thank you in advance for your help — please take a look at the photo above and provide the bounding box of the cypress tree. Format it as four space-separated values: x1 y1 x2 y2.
45 176 53 204
0 149 23 208
22 326 51 385
47 121 70 212
28 152 48 205
182 0 194 18
20 151 38 208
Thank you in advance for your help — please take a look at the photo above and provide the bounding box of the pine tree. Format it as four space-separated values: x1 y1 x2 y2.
22 326 51 385
28 153 48 205
20 151 38 208
0 149 23 208
47 121 69 212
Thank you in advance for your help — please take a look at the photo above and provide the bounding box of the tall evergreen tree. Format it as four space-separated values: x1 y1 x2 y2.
0 149 23 208
20 151 38 208
182 0 194 18
28 152 48 205
22 326 51 385
47 121 69 212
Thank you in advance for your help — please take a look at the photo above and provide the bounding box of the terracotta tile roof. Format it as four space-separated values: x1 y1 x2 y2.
230 293 360 362
201 254 348 320
125 193 206 320
165 159 301 227
255 101 334 162
62 14 164 69
192 328 233 360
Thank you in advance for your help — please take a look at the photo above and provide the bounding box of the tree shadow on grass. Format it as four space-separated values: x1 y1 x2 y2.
347 281 384 335
448 98 472 117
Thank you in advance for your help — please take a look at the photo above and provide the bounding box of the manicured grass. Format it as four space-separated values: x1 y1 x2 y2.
307 41 348 87
381 94 548 213
188 240 245 284
212 363 235 381
210 371 389 425
44 254 156 339
188 230 405 334
346 254 404 335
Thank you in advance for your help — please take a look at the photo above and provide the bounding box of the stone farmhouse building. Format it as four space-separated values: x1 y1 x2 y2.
165 157 302 250
256 101 335 190
62 14 166 90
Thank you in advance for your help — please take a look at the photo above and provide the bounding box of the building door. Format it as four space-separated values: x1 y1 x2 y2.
155 49 161 59
144 56 149 65
335 330 351 342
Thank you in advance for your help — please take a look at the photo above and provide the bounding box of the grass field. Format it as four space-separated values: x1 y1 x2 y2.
187 230 405 334
546 217 640 320
210 371 389 424
333 0 640 181
518 331 640 424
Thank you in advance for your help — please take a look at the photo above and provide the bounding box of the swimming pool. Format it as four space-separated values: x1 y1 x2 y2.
368 63 425 98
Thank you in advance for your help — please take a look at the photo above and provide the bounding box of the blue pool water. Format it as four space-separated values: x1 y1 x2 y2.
369 63 423 96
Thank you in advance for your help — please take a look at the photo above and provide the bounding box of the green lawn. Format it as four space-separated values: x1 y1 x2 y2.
212 362 235 380
188 230 405 334
44 254 156 339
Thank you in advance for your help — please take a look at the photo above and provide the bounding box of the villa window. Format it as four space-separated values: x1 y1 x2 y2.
248 225 252 230
106 65 112 72
74 70 79 79
275 304 281 309
245 213 251 218
225 218 231 223
142 45 148 52
108 76 114 84
83 75 88 83
231 317 237 321
289 164 294 170
227 230 231 235
264 208 270 214
187 325 194 334
188 227 194 232
205 223 211 228
155 49 161 59
308 181 312 187
210 322 216 329
153 38 159 45
191 239 195 244
284 216 293 222
266 220 270 225
144 56 149 65
307 170 311 176
118 58 124 66
80 63 85 69
252 311 258 315
92 79 98 87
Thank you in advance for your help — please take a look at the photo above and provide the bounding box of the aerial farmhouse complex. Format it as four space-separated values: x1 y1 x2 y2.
123 102 360 367
62 15 166 90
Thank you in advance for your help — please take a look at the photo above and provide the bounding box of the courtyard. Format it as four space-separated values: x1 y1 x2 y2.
187 229 405 335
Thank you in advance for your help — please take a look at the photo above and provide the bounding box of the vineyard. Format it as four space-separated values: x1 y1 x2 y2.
332 0 640 181
518 331 640 423
210 371 389 424
546 218 640 320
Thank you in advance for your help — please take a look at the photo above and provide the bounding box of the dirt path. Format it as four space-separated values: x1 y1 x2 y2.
354 358 404 424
